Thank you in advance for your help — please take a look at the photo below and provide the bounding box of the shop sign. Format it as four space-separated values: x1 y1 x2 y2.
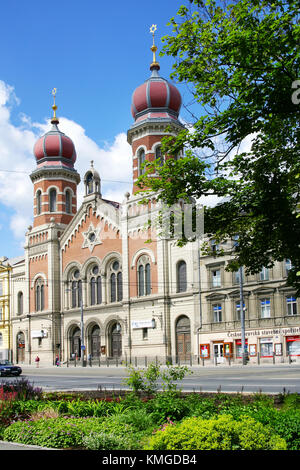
31 330 47 338
227 327 300 338
131 320 153 329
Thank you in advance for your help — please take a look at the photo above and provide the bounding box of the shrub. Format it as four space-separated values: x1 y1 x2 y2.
271 409 300 450
3 416 132 449
123 362 192 395
0 385 18 428
145 415 287 450
82 431 130 450
145 393 191 424
1 378 43 401
113 407 156 431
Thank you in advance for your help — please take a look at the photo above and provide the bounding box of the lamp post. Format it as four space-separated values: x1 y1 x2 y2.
238 266 247 365
233 235 247 366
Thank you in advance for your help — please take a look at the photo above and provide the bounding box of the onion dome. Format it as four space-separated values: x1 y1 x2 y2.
131 25 182 125
33 89 76 168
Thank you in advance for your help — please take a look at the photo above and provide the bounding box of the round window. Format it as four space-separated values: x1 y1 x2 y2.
92 265 99 275
89 232 96 242
73 270 80 279
112 261 119 271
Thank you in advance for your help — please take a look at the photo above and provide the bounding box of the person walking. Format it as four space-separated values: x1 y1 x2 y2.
35 355 40 368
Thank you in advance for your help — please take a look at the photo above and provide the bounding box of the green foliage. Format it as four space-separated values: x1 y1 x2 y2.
160 363 192 393
2 390 300 450
281 393 300 410
82 431 130 450
145 394 192 425
145 415 287 450
138 0 300 293
3 416 129 449
123 362 192 395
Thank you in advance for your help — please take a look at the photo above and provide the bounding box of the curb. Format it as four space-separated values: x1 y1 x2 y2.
0 440 58 450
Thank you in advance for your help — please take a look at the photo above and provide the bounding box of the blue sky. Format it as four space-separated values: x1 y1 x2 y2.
0 0 192 259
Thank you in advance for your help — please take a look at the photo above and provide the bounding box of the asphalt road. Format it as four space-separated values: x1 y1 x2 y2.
2 363 300 394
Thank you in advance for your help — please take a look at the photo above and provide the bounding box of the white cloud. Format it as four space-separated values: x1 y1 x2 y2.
0 80 132 248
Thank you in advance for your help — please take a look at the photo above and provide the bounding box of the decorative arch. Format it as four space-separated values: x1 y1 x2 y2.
131 248 156 268
62 261 82 282
30 272 47 289
101 252 122 273
81 256 101 278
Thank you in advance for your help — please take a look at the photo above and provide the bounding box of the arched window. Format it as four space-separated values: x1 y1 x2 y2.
49 189 57 212
40 284 44 311
109 260 122 302
117 272 123 301
138 265 144 296
86 173 93 194
110 273 116 302
155 145 164 166
89 265 102 305
65 190 71 214
137 256 151 296
70 269 82 308
36 190 42 215
17 291 23 315
138 149 146 176
35 278 45 311
36 285 40 311
177 260 187 293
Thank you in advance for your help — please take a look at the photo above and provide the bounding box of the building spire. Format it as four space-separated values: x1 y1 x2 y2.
51 88 59 124
150 24 160 71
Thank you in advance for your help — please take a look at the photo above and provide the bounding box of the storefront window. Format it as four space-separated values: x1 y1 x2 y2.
260 337 273 357
286 336 300 356
236 339 248 358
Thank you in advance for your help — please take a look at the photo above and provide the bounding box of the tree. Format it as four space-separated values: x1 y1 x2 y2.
137 0 300 293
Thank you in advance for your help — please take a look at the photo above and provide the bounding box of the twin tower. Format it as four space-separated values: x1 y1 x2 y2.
30 35 184 230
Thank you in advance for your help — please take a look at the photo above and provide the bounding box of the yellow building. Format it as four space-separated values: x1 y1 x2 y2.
0 257 12 361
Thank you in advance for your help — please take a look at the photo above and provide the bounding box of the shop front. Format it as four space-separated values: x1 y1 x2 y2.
286 335 300 356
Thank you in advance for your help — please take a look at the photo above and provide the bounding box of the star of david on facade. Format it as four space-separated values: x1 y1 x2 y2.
82 223 103 253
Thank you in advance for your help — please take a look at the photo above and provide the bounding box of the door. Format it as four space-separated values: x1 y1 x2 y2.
176 316 191 362
214 343 224 364
17 332 25 363
110 323 122 358
91 326 100 358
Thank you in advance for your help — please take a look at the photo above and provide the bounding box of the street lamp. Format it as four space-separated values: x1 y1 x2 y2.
233 236 248 366
238 267 248 365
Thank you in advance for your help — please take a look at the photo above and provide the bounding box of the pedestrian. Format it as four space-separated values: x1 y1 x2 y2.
35 355 40 368
55 355 60 367
88 353 92 366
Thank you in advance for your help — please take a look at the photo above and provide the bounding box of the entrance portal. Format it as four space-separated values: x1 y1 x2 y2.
110 323 122 358
176 316 191 362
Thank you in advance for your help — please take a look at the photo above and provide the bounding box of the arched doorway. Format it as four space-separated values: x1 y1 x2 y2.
16 332 25 363
110 322 122 358
176 316 191 362
89 324 101 358
70 327 81 359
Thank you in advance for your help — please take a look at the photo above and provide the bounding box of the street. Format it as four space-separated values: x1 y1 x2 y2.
2 363 300 394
